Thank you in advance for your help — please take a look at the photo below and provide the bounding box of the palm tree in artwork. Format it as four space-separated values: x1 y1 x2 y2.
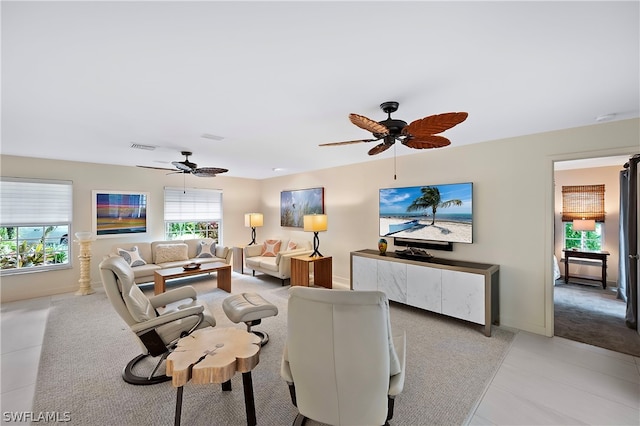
407 187 462 225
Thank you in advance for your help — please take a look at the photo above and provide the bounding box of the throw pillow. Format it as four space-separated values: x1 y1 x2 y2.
196 240 216 258
261 239 281 257
287 241 297 250
154 243 189 264
117 246 147 267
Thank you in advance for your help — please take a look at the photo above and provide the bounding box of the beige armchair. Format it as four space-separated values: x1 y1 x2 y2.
99 256 216 385
281 287 406 425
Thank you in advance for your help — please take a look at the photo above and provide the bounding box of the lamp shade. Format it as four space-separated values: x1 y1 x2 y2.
572 219 596 232
303 214 327 232
244 213 264 228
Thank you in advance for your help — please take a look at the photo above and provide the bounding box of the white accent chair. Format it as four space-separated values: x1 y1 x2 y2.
99 256 216 385
281 287 406 426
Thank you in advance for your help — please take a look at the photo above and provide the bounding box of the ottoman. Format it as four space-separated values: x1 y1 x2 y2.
222 293 278 346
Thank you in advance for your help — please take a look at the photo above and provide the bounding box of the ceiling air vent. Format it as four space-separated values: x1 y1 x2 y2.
130 143 156 151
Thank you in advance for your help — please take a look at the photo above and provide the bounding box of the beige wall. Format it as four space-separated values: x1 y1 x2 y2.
0 158 261 301
257 118 638 336
554 166 623 284
1 118 638 338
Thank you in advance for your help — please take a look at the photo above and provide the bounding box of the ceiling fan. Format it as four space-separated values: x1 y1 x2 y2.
319 101 468 156
137 151 228 177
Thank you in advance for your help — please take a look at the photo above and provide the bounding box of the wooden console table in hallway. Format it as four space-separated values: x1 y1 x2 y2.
562 249 610 289
291 255 333 288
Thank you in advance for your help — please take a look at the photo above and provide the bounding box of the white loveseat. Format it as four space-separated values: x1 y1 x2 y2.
109 238 231 284
244 239 312 284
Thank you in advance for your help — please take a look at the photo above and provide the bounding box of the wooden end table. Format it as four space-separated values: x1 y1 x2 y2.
154 262 231 295
291 255 332 288
166 327 261 426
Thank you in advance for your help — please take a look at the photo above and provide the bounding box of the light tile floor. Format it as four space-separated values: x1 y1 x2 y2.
1 291 639 425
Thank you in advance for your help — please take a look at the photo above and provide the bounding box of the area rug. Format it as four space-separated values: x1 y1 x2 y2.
554 282 640 357
32 274 515 425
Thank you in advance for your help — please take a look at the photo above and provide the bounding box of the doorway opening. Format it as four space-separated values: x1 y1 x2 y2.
553 155 640 356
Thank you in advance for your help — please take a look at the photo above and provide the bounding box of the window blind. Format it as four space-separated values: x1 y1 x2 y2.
0 177 72 225
561 184 605 222
164 187 222 221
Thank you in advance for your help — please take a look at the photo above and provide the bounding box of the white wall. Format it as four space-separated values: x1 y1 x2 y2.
1 118 638 338
554 166 622 284
0 157 261 302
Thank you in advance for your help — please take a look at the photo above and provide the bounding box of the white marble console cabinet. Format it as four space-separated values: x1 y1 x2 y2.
350 249 500 336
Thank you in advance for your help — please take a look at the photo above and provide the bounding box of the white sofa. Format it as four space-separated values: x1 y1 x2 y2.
244 239 312 284
109 238 231 283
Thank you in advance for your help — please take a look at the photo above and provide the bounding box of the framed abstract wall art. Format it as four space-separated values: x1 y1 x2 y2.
92 190 149 238
280 187 324 228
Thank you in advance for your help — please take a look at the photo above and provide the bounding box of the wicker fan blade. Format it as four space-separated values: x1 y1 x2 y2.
319 138 379 147
368 143 392 156
402 135 451 149
403 112 468 137
193 167 229 177
349 113 389 136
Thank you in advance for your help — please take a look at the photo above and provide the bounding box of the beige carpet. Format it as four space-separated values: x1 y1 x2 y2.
32 273 514 425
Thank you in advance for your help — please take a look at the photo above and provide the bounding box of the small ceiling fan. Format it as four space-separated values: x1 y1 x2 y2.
319 101 468 156
137 151 228 177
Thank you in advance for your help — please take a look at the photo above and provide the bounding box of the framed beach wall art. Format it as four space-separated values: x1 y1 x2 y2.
280 187 324 228
379 182 473 244
92 190 149 238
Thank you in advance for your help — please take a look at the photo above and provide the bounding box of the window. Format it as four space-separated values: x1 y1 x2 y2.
561 184 605 250
164 187 222 241
564 221 603 251
0 178 72 273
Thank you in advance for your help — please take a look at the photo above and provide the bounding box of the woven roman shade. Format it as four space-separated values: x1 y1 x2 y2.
561 184 605 222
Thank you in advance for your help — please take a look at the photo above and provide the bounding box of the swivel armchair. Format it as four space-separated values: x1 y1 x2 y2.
281 287 406 426
99 256 216 385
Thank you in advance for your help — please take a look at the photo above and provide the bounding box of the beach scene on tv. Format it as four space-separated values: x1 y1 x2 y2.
379 183 473 244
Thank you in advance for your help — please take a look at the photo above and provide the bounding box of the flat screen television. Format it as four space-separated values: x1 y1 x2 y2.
379 182 473 244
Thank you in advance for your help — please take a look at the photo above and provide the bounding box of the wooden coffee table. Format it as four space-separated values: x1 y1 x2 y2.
167 327 261 426
154 262 231 295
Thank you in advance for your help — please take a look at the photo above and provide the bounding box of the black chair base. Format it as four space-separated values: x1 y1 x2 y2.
122 353 171 385
292 413 307 426
251 330 269 346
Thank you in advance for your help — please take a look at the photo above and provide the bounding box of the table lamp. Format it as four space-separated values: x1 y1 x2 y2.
303 214 327 257
572 218 596 231
245 213 263 245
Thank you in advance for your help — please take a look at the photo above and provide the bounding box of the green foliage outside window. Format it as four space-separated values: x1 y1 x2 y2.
564 222 602 251
0 226 69 270
165 221 219 241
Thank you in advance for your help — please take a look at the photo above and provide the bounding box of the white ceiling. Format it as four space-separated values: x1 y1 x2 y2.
2 1 639 179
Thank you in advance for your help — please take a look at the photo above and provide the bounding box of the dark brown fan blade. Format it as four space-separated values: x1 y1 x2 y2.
193 167 228 177
403 112 468 136
136 165 176 171
349 113 389 136
319 138 380 147
368 143 392 156
402 135 451 149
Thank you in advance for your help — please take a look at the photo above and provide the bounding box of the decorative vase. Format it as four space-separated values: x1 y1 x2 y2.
378 238 388 255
